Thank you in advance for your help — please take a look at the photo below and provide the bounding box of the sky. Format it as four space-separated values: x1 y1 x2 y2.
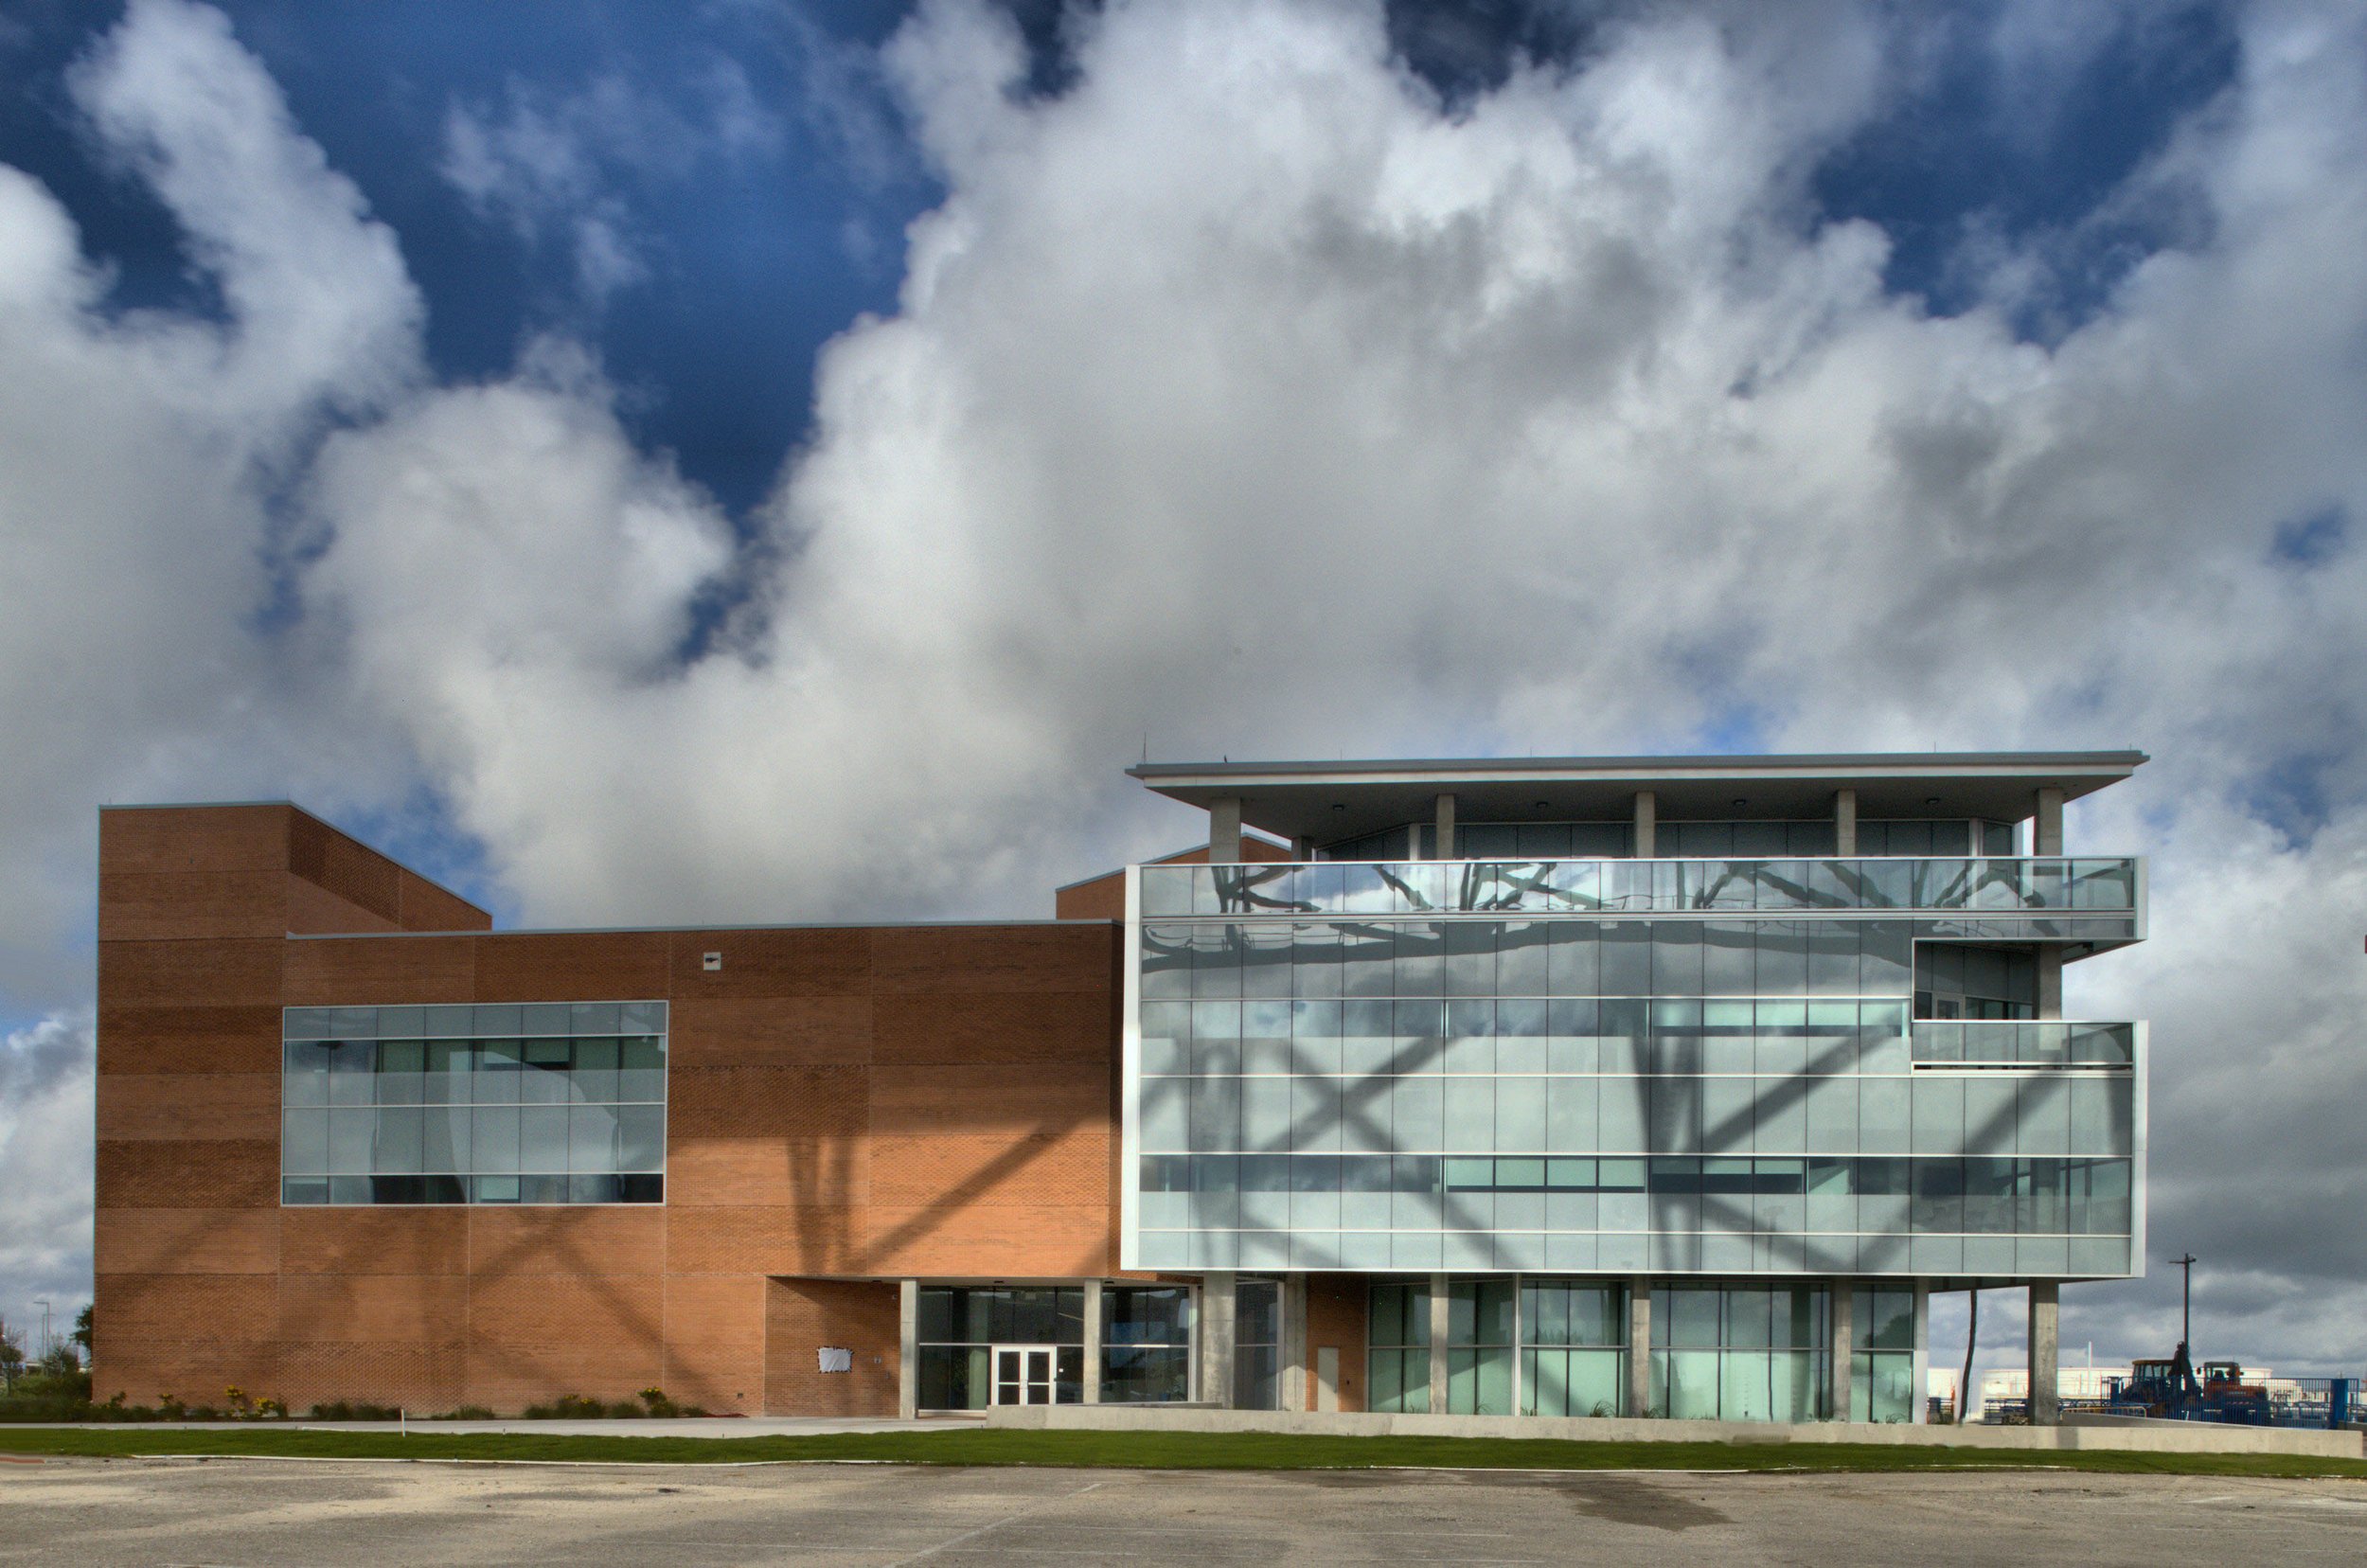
0 0 2361 1386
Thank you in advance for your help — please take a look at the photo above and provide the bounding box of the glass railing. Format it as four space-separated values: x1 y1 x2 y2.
1141 858 2139 918
1911 1020 2136 1068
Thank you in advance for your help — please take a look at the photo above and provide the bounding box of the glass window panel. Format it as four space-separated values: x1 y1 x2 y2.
1754 921 1810 993
371 1108 424 1174
1546 921 1600 992
282 1109 329 1174
519 1040 572 1104
422 1104 471 1174
571 1037 620 1102
327 1042 376 1106
1651 920 1703 996
1600 922 1650 992
471 1103 520 1173
615 1104 665 1170
519 1105 572 1171
283 1042 333 1105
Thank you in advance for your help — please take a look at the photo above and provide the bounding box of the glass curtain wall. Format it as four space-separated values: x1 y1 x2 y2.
1445 1279 1515 1414
1134 913 2137 1276
1367 1281 1431 1413
1850 1287 1917 1423
1648 1286 1830 1420
281 1003 666 1205
916 1288 1084 1410
1102 1286 1194 1403
1235 1280 1282 1409
1522 1281 1628 1417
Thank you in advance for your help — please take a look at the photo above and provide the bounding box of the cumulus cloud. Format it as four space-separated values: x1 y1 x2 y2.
440 60 787 304
3 0 2366 1372
0 1014 94 1356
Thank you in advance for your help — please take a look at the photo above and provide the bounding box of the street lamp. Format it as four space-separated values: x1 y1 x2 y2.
32 1300 49 1361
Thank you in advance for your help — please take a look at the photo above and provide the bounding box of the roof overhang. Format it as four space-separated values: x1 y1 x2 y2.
1126 752 2146 844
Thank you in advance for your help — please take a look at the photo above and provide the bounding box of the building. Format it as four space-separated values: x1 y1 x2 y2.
93 751 2146 1423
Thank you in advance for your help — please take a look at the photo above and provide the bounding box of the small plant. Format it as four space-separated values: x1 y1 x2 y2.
638 1387 680 1417
441 1405 497 1420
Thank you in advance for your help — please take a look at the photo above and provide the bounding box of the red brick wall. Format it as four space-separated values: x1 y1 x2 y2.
764 1279 899 1417
94 803 1124 1416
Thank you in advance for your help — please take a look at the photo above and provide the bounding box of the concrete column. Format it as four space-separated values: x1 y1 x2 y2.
897 1279 918 1419
2028 1281 2061 1426
1835 789 1858 857
1627 1277 1652 1417
1081 1279 1104 1405
1433 793 1457 860
1280 1275 1308 1412
1198 1273 1237 1408
1910 1282 1931 1424
1208 797 1243 864
1830 1278 1854 1421
1428 1274 1450 1414
2036 950 2063 1020
1633 792 1656 858
2033 787 2065 856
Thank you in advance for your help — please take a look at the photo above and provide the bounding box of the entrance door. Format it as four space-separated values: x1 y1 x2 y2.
991 1345 1058 1406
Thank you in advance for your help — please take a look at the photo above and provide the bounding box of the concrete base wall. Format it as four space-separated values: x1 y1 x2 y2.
986 1403 2363 1459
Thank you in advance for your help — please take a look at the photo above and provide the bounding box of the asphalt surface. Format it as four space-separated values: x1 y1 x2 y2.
2 1457 2363 1565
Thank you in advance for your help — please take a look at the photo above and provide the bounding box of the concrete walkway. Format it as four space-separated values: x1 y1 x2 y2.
2 1416 978 1438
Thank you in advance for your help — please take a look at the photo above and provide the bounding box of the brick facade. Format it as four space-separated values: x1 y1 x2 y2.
94 804 1123 1416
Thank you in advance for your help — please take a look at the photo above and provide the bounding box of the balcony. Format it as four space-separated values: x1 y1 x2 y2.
1911 1020 2137 1069
1139 858 2140 919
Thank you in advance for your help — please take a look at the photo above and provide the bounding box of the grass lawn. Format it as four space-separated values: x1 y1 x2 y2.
1 1425 2363 1479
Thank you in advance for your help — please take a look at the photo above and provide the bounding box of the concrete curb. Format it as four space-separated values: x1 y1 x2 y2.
986 1404 2365 1459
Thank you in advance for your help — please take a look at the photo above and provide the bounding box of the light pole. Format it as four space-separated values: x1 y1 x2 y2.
2169 1254 2197 1355
32 1300 49 1361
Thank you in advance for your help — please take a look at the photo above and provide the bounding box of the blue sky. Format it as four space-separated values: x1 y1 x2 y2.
2 0 2364 1386
0 2 2239 514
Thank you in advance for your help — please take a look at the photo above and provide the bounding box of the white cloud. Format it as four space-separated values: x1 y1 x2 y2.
0 1013 94 1355
3 0 2366 1373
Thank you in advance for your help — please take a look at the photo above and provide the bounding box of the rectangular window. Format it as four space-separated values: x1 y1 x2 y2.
1367 1281 1432 1414
282 1003 666 1205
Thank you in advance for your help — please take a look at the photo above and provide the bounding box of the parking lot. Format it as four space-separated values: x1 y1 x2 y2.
3 1456 2364 1565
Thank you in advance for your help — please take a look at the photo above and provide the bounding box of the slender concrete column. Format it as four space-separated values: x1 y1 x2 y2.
1280 1275 1308 1412
1198 1273 1237 1407
1081 1279 1104 1404
2028 1281 2061 1426
898 1279 919 1419
1627 1277 1652 1417
1830 1278 1854 1421
2036 950 2063 1019
1208 797 1243 864
1633 792 1657 858
1433 793 1457 860
2033 787 2065 856
1428 1274 1450 1414
1835 789 1858 856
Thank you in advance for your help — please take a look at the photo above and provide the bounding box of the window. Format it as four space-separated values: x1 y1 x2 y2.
1521 1281 1628 1417
1439 1278 1512 1414
917 1287 1085 1411
1103 1286 1193 1403
1235 1280 1281 1409
1648 1286 1829 1420
1850 1287 1915 1422
280 1003 665 1206
1367 1281 1431 1413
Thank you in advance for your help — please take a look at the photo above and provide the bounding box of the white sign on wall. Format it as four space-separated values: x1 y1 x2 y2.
817 1346 853 1374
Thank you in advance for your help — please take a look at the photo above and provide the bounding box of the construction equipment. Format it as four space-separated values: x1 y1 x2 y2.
2106 1345 2270 1423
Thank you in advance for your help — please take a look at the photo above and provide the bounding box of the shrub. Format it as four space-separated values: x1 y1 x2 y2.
440 1405 498 1420
307 1400 403 1421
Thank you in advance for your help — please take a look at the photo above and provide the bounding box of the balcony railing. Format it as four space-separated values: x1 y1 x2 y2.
1140 858 2140 919
1911 1020 2136 1069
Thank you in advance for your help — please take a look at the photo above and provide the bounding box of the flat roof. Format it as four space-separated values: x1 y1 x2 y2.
1127 751 2145 843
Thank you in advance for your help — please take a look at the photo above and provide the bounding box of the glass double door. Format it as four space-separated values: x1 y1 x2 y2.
991 1345 1058 1406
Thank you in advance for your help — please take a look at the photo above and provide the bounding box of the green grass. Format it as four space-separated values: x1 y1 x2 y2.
0 1425 2362 1479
